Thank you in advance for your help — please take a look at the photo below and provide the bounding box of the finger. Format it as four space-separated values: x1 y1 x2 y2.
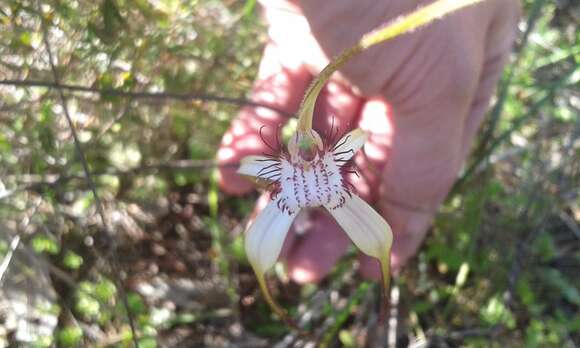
362 3 519 277
218 42 311 195
351 98 394 202
359 29 518 280
363 6 519 279
357 88 474 278
312 80 363 139
462 0 520 155
353 97 432 279
297 0 427 94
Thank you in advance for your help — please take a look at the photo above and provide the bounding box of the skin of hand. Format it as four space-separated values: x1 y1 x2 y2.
217 0 520 282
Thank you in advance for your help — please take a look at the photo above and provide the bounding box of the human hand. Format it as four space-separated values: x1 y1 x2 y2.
217 0 520 282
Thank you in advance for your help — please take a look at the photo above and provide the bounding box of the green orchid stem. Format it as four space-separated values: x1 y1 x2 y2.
256 273 307 336
296 0 485 132
379 254 391 324
296 44 362 133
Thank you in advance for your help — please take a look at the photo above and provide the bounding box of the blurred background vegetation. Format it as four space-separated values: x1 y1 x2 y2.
0 0 578 347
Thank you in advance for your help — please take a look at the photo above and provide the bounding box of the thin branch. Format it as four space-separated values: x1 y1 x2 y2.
0 79 294 118
0 160 240 202
0 235 21 284
0 199 42 286
37 7 140 347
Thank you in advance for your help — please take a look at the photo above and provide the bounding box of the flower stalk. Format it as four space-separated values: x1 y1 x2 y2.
241 0 486 329
296 0 485 133
379 254 391 322
255 273 299 331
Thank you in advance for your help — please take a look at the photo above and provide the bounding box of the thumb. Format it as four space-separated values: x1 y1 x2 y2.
217 43 311 195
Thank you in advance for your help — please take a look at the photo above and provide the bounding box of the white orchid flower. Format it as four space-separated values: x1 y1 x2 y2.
238 128 393 324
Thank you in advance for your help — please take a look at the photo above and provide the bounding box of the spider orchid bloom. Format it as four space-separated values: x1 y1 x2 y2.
238 128 393 324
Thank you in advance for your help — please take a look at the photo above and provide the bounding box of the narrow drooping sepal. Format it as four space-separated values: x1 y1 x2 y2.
378 253 391 323
325 194 392 259
245 201 296 275
245 201 302 331
332 128 367 161
325 194 393 322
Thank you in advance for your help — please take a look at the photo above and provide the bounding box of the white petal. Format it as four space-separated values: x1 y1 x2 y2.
245 201 297 274
237 155 279 180
325 195 392 259
333 128 367 161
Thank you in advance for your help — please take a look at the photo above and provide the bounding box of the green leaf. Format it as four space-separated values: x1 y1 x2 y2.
57 326 83 347
95 279 117 303
242 0 257 19
19 32 32 46
533 233 557 262
426 242 464 272
63 251 84 270
76 291 101 319
338 330 356 347
31 235 60 255
480 295 515 329
127 292 146 315
539 268 580 305
208 170 219 218
229 234 246 263
138 337 157 348
0 133 11 153
412 300 433 314
516 274 536 306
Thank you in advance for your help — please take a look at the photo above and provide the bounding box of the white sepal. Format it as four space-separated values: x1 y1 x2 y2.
333 128 367 161
245 201 296 275
237 155 277 179
325 194 392 259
